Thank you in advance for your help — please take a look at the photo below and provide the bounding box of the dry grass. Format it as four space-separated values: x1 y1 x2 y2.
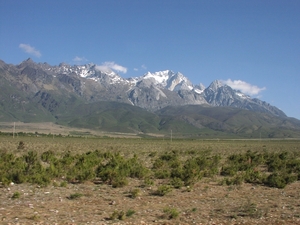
0 136 300 224
0 122 140 138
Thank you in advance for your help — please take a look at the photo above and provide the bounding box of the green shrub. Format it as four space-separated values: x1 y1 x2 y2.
109 210 119 220
130 188 141 199
11 171 27 184
67 192 83 200
96 152 147 187
149 151 157 157
111 176 128 188
110 210 126 220
60 181 67 187
0 177 11 186
154 169 170 179
163 207 180 219
284 173 298 184
154 185 172 196
41 150 56 163
222 173 245 186
126 209 135 217
11 191 20 199
142 177 154 187
267 157 286 172
29 173 51 187
170 177 184 189
244 169 264 184
181 158 202 186
17 141 25 150
265 173 286 188
220 166 238 176
238 199 262 218
117 210 126 220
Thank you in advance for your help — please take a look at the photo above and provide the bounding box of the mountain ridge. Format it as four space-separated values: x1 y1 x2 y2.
0 58 287 117
1 58 298 138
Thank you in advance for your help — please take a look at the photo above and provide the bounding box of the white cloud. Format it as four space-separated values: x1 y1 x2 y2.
222 79 266 96
19 43 41 57
133 64 147 72
73 56 87 62
95 61 127 74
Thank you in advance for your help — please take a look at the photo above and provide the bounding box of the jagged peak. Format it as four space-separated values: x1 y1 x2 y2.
17 58 37 68
198 83 206 90
208 80 224 90
144 70 174 77
0 58 290 118
142 70 174 85
19 58 34 65
60 62 72 68
25 58 33 62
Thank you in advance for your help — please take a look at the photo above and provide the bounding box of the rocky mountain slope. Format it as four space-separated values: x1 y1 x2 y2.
0 58 286 116
1 58 299 138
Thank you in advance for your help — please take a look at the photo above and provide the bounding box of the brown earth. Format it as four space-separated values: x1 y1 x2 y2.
1 179 300 225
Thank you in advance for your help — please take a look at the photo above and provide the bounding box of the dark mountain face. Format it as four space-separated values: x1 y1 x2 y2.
1 59 298 138
203 81 286 117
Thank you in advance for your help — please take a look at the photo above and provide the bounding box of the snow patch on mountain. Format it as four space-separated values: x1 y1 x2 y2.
235 92 250 99
194 88 204 94
11 58 287 117
143 70 172 86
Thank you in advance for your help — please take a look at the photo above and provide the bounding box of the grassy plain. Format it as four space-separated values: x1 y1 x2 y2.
0 136 300 224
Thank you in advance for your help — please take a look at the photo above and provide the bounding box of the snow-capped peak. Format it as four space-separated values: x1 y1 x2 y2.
139 70 194 91
143 70 174 86
208 80 224 91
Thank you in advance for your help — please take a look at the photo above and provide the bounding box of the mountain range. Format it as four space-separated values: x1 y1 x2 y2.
1 58 299 138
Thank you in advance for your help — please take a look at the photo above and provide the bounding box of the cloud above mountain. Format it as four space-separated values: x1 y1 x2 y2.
134 64 147 72
73 56 87 63
223 79 266 96
95 61 127 74
19 44 41 57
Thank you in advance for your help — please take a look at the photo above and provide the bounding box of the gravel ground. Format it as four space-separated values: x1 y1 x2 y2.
1 179 300 225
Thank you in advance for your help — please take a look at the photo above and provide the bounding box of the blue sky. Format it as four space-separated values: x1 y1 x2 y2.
1 0 299 119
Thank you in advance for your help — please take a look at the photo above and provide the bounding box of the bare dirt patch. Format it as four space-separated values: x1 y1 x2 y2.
1 179 300 225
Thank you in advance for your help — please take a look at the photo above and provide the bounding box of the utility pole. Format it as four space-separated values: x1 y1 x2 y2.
13 122 15 138
171 129 172 142
260 126 262 141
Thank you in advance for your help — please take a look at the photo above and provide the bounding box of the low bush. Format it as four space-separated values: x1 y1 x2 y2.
130 188 141 199
154 185 172 196
163 207 180 219
126 209 135 217
11 191 20 199
170 177 184 189
110 210 126 220
67 192 83 200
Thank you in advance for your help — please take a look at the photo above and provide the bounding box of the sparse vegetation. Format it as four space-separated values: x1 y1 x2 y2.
126 209 135 217
163 207 180 219
109 210 126 220
0 136 299 224
129 188 141 198
220 150 300 188
0 137 299 190
11 191 20 199
67 192 83 200
154 184 173 196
